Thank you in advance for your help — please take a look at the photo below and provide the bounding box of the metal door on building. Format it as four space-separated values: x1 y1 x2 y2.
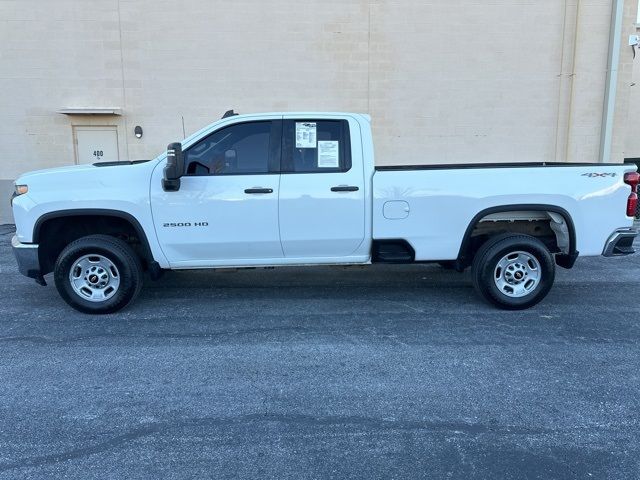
73 126 119 164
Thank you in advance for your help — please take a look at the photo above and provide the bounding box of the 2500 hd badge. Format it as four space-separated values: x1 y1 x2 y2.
163 222 209 227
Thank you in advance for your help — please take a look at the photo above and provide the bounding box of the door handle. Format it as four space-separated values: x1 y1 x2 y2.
245 188 273 194
331 186 360 192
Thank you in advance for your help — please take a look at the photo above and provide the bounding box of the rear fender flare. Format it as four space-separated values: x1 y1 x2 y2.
457 204 577 268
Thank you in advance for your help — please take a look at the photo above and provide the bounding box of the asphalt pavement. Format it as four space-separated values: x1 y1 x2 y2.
0 224 639 479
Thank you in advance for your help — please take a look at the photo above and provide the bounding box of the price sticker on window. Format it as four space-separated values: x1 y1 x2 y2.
318 141 340 168
296 122 317 148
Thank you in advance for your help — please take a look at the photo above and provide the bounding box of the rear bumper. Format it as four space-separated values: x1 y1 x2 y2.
602 228 638 257
11 236 45 285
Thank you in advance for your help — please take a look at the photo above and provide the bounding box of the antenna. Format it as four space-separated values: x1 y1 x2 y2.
222 109 239 119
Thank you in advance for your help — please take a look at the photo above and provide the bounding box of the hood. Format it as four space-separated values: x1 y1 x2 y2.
14 158 161 206
17 163 97 182
15 160 155 185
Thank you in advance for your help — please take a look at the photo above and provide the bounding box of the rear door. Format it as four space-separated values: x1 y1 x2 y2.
278 116 366 259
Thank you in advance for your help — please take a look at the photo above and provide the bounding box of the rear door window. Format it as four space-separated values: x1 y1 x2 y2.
281 120 351 173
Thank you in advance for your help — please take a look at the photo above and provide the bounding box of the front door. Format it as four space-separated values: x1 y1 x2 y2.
278 118 366 259
151 119 283 266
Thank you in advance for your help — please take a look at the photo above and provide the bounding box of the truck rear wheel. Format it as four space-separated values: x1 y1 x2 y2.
54 235 143 314
471 234 555 310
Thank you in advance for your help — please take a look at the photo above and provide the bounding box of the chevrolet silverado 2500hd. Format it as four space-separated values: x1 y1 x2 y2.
11 112 639 313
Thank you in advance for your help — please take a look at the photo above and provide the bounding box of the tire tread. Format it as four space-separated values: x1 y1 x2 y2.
471 233 555 310
54 234 143 314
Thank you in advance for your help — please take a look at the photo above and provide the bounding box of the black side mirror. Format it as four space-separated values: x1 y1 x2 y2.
162 142 184 192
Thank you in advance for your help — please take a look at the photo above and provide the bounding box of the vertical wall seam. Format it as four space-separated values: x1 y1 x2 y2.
117 0 130 160
367 1 372 114
554 0 580 162
599 0 625 163
564 0 581 162
553 0 570 161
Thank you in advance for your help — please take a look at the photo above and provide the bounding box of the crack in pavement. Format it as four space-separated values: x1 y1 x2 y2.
0 413 559 473
0 330 635 347
0 327 307 344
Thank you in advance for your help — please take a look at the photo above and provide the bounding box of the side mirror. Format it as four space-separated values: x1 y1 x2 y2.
162 142 184 192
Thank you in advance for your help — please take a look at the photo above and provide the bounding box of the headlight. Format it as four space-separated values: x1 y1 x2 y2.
12 185 28 205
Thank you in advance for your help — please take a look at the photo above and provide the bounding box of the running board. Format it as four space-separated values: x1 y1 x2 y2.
372 240 415 263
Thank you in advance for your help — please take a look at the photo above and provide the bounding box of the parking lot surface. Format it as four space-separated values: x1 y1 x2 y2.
0 224 639 479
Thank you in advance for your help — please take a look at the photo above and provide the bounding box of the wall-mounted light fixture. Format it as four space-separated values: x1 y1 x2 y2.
134 126 143 139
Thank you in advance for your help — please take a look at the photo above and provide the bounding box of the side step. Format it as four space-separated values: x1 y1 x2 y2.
372 240 415 263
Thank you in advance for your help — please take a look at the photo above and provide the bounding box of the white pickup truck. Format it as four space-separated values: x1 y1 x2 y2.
11 112 639 313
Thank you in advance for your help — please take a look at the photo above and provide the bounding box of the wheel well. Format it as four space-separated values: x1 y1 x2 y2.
457 208 575 269
35 214 152 275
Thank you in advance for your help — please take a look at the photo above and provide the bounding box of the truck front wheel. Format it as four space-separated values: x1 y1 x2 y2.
54 235 143 314
471 234 555 310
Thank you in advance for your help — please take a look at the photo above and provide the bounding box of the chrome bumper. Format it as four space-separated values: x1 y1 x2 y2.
11 235 45 285
602 228 638 257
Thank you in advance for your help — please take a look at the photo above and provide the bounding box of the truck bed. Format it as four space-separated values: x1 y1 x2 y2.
372 162 636 261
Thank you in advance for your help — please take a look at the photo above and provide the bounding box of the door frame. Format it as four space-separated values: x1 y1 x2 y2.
72 125 120 165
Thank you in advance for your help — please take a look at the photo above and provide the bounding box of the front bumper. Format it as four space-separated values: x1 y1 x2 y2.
602 228 638 257
11 236 45 285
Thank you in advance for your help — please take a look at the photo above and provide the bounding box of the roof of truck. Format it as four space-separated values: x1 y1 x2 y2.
219 111 370 120
181 111 371 147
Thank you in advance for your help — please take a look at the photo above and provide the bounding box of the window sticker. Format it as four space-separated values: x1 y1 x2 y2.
296 122 317 148
318 141 340 168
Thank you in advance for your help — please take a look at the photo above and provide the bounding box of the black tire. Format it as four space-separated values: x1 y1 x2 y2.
471 234 555 310
54 234 143 314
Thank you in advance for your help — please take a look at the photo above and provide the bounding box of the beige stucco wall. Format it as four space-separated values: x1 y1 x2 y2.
612 1 640 161
0 0 637 223
625 22 640 158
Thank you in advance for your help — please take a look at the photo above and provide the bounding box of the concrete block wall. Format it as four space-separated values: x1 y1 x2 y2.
0 0 637 223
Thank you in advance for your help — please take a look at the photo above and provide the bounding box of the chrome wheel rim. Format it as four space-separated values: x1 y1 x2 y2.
493 251 541 298
69 254 120 302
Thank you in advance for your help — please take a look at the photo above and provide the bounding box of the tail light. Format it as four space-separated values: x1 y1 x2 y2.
624 172 640 217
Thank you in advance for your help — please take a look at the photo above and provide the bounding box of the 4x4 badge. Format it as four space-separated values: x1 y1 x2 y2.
582 173 617 178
